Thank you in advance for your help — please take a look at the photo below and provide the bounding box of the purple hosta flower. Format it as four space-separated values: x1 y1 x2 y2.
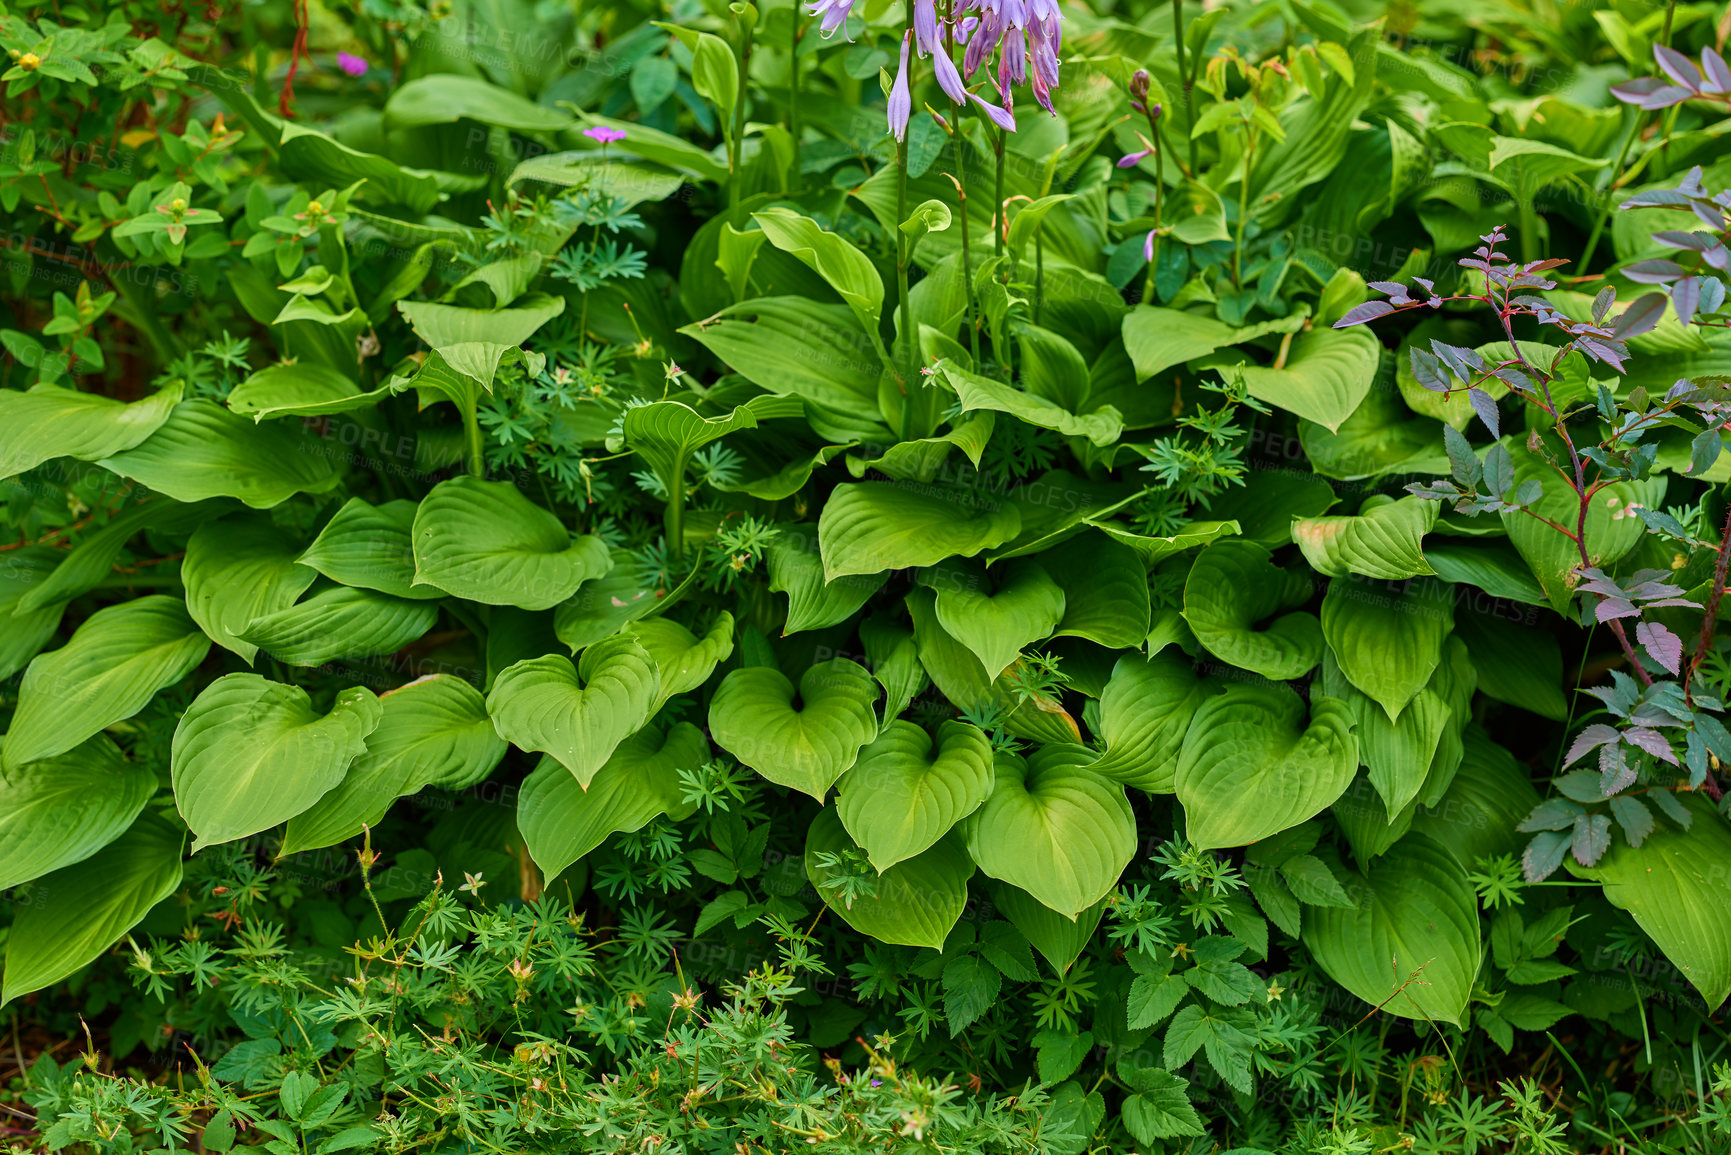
898 0 1016 134
888 32 913 142
963 0 1062 114
336 52 368 77
584 125 627 144
1143 229 1155 262
808 0 858 40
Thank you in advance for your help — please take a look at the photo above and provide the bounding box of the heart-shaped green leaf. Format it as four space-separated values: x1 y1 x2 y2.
709 659 879 799
987 881 1107 975
1305 835 1480 1026
98 399 340 508
1232 326 1379 433
518 722 709 881
836 720 994 871
173 675 382 852
861 614 928 729
1321 574 1454 721
819 482 1021 580
281 675 506 855
1 811 184 1006
768 524 888 634
1293 495 1438 580
227 363 383 420
4 597 211 773
923 558 1065 680
1175 682 1358 849
298 498 441 600
0 381 181 481
1183 542 1322 680
240 585 438 667
184 514 317 662
963 745 1136 918
624 613 736 710
1045 530 1152 649
0 736 153 891
1089 654 1215 793
805 809 972 950
486 637 661 787
413 475 612 610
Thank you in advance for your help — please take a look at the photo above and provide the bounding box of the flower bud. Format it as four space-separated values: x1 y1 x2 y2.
1129 69 1150 98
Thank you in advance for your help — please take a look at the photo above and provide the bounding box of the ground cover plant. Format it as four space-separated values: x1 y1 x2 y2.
5 0 1731 1150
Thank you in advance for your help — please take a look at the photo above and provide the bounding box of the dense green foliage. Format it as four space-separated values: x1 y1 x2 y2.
6 0 1731 1150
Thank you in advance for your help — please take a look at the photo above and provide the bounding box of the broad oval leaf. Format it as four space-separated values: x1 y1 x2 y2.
836 720 994 871
298 498 441 600
1182 541 1322 680
1175 682 1358 849
240 585 438 667
1320 574 1454 721
98 399 340 508
709 659 880 799
818 482 1021 580
0 547 67 681
1045 530 1152 649
0 381 181 481
805 808 972 950
413 476 612 610
622 612 736 712
924 558 1065 680
963 745 1136 918
281 675 507 855
768 523 887 634
485 638 661 788
1233 326 1380 433
0 736 153 892
988 881 1107 975
1293 494 1438 580
1305 834 1481 1026
184 514 318 662
172 675 382 852
553 550 664 651
518 723 709 881
1090 653 1214 793
1568 794 1731 1009
4 597 211 773
1 811 185 1006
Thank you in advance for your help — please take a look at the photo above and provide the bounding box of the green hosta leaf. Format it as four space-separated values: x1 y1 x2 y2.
1322 645 1467 821
486 638 661 788
752 207 884 323
1501 447 1666 613
768 524 888 634
0 382 181 481
281 676 507 855
173 675 381 852
1176 683 1358 849
1320 575 1454 721
98 400 340 508
818 483 1021 580
805 809 972 950
0 737 153 891
15 500 222 616
937 360 1124 447
1089 654 1215 793
397 297 566 351
240 586 437 667
622 613 736 712
1425 542 1548 607
413 476 612 610
624 396 802 496
836 720 994 871
1232 327 1380 432
1121 306 1244 380
298 498 440 600
0 548 70 682
923 558 1065 680
3 597 211 773
988 882 1105 975
518 723 708 881
1305 835 1481 1025
1045 530 1153 649
860 615 928 729
963 745 1136 918
1183 541 1322 680
554 550 664 651
1453 606 1567 720
1568 793 1731 1009
848 412 995 484
227 363 384 420
1410 726 1541 868
709 659 880 799
1 812 184 1006
384 74 575 131
1209 471 1338 547
1293 495 1438 580
184 514 317 662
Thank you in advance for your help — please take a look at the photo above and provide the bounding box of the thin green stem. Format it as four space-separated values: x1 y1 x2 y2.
956 125 981 363
1173 0 1196 175
896 118 915 439
462 399 485 478
667 472 687 562
1233 128 1256 289
994 126 1006 263
788 8 801 181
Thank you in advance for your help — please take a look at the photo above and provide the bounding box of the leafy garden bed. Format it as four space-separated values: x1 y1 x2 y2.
4 0 1731 1151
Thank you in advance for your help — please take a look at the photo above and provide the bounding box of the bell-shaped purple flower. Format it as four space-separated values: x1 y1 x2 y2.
930 37 969 104
887 32 913 142
808 0 858 40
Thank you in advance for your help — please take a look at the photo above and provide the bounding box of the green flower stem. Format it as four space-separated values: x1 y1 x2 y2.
1173 0 1197 175
462 399 486 478
788 7 802 180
